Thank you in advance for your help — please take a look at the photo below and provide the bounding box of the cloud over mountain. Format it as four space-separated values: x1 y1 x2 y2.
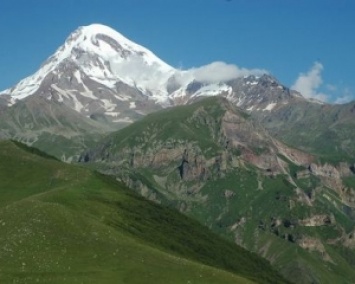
291 62 328 102
190 61 267 83
334 88 354 104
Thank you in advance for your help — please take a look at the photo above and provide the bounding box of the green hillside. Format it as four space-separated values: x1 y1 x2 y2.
0 140 288 284
81 97 355 284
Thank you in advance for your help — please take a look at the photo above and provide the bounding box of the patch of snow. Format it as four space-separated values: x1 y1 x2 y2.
263 103 277 111
8 97 16 106
191 83 232 98
73 70 97 99
89 77 117 89
113 94 130 101
80 89 97 100
70 93 84 112
51 84 70 100
129 102 136 109
51 84 84 112
169 88 187 99
101 99 116 112
234 96 245 107
105 111 120 117
73 70 83 84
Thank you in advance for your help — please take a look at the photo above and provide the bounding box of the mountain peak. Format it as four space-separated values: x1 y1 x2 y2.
65 23 170 67
52 23 175 84
72 23 146 53
0 23 175 103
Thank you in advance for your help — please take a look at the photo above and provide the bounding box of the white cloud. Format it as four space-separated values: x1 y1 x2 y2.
291 62 328 102
334 88 354 104
334 96 352 104
110 54 172 91
188 61 267 84
110 56 267 93
170 61 267 88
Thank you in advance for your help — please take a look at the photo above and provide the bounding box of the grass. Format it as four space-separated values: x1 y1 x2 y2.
0 140 289 284
343 176 355 189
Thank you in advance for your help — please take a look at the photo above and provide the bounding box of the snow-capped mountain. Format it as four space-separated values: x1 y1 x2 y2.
3 24 174 101
1 23 286 121
0 24 180 123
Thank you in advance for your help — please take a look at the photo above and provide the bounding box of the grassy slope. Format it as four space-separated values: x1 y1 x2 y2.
0 140 288 284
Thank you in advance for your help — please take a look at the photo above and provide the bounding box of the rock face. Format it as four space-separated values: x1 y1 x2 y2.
295 163 355 207
342 230 355 249
309 163 341 179
297 237 333 262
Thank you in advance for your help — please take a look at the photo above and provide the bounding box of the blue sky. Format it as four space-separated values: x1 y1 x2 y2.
0 0 354 103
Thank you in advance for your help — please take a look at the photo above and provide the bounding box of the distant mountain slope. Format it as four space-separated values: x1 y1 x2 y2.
0 140 288 284
81 97 355 284
0 95 111 161
254 99 355 161
213 75 355 160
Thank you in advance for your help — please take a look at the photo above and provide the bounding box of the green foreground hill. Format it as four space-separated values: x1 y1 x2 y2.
0 140 288 284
